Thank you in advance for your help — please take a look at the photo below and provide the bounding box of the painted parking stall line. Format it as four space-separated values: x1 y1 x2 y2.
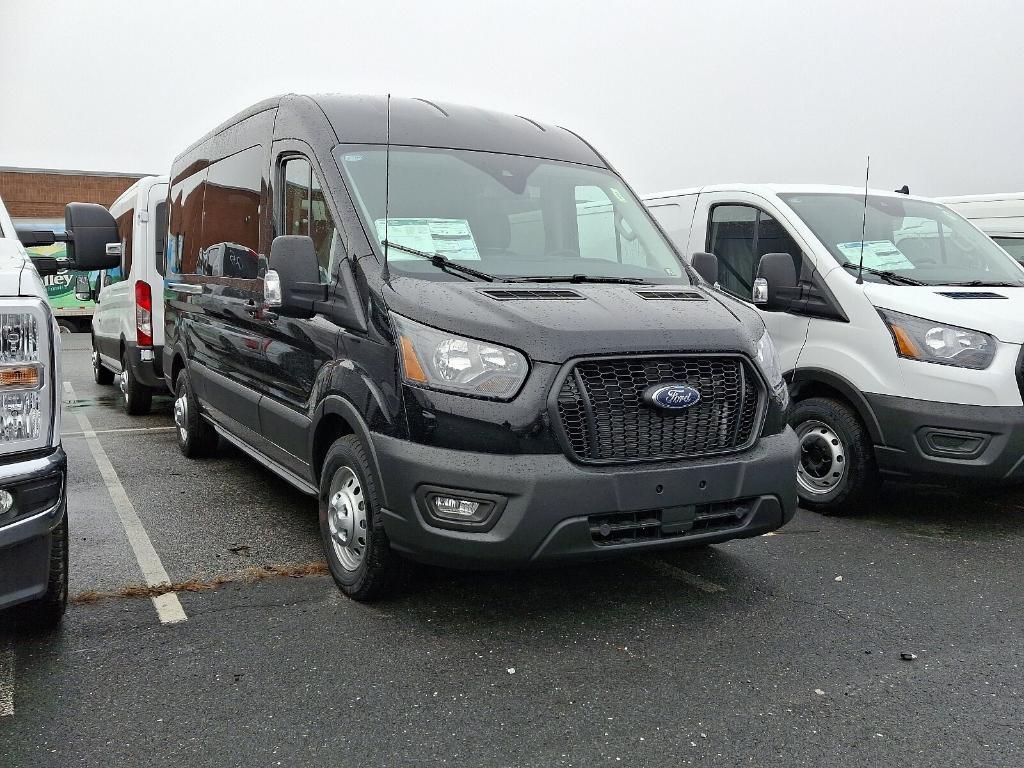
634 556 727 593
0 639 13 717
62 383 187 624
62 425 176 438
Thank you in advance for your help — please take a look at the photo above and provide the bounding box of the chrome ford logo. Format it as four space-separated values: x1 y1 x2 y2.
643 383 701 410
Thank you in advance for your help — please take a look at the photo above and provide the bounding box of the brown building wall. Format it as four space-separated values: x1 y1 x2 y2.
0 168 149 219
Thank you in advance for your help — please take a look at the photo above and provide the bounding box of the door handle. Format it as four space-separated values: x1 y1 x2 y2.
169 282 203 295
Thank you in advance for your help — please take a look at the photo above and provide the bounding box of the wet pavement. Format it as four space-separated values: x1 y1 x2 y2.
1 334 1021 767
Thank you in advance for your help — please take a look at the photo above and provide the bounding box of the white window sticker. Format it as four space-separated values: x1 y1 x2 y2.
374 218 481 261
836 240 915 271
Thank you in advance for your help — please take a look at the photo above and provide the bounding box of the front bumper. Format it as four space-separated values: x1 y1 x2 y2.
0 447 67 612
374 430 799 569
125 341 166 390
868 393 1024 481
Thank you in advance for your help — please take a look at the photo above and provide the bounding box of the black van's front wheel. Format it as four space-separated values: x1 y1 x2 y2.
319 435 399 601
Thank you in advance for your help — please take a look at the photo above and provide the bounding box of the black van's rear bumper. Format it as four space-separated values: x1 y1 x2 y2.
125 342 166 390
0 447 67 612
374 429 799 569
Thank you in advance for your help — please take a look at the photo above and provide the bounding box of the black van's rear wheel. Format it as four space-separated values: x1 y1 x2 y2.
790 397 878 515
319 435 399 601
174 368 218 458
121 352 153 415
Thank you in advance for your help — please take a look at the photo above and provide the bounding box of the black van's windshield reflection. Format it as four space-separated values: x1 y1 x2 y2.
337 145 690 285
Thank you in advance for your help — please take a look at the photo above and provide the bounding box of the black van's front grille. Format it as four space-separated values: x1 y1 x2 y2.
554 355 762 463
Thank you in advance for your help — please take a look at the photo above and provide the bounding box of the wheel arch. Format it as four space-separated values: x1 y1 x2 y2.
786 368 884 445
310 395 387 506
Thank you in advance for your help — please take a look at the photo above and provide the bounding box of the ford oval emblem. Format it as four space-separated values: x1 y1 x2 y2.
643 383 702 411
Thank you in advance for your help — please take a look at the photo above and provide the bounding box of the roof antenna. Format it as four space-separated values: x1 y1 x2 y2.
856 155 870 285
381 93 392 281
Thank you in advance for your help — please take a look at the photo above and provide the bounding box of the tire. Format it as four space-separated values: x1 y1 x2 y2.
173 368 218 458
790 396 879 515
319 435 400 601
92 338 114 385
56 320 76 334
121 351 153 416
15 515 68 631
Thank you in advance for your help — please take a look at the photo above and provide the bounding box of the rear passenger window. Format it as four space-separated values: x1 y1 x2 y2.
281 156 335 283
708 204 802 299
200 145 263 279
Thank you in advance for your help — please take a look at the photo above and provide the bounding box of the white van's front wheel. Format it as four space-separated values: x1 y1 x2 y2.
790 397 879 515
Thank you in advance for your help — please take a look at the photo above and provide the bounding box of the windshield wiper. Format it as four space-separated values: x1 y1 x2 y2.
382 240 497 282
941 280 1023 288
504 274 650 285
842 262 924 286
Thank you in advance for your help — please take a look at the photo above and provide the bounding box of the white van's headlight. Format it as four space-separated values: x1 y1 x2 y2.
392 313 528 400
878 309 995 370
754 328 785 393
0 301 51 454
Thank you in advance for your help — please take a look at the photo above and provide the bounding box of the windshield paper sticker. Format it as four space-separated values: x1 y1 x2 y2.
836 240 915 271
374 218 481 261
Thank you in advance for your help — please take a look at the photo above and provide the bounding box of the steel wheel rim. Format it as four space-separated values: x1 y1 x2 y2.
326 466 367 572
174 391 189 442
92 351 101 373
796 419 846 495
120 369 129 403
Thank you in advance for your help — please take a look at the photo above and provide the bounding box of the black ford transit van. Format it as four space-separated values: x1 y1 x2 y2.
162 94 798 599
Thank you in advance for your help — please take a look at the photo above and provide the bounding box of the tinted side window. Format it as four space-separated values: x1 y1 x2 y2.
201 145 263 278
168 168 207 275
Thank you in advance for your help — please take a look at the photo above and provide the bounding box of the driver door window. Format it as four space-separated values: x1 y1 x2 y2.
708 204 802 299
281 156 336 283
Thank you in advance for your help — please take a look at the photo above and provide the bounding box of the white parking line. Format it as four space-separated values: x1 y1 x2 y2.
634 556 727 593
63 383 186 624
0 640 13 717
61 425 176 438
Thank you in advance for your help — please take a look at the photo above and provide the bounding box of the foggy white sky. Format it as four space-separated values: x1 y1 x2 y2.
1 0 1021 196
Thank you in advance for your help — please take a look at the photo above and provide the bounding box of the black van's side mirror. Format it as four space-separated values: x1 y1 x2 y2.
266 235 328 318
754 253 798 311
65 203 122 270
691 252 719 285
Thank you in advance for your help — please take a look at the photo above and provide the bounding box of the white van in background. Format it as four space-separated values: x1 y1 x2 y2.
645 184 1024 514
938 193 1024 264
87 175 169 414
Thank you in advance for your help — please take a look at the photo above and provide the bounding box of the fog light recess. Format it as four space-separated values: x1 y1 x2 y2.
417 486 506 532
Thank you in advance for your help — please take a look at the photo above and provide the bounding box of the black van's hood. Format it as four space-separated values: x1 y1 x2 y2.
382 279 765 363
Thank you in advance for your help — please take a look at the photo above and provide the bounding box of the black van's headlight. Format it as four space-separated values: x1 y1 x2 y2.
391 313 528 400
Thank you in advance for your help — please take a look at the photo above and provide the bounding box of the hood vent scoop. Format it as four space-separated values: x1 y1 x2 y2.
632 289 706 301
936 291 1008 300
480 288 586 301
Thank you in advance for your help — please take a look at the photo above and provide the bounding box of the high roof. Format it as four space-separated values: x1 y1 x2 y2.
311 95 604 166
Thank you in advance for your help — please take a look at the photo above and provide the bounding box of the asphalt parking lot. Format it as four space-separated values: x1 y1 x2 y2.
0 334 1021 767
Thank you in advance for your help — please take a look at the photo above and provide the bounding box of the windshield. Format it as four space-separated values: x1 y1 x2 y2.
993 236 1024 265
335 146 688 283
780 193 1024 287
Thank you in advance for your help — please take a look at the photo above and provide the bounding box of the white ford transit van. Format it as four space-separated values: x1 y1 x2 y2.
644 184 1024 513
88 175 169 414
938 193 1024 265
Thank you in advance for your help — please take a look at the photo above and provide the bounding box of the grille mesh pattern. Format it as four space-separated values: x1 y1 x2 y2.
555 356 761 462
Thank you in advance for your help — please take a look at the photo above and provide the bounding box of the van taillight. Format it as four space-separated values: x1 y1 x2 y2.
135 281 153 347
